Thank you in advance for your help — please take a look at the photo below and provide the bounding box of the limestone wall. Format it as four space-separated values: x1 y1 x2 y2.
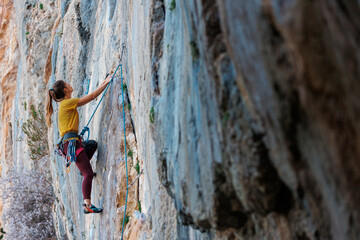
0 0 359 240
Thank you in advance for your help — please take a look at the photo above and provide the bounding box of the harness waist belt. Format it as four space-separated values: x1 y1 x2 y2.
62 132 79 141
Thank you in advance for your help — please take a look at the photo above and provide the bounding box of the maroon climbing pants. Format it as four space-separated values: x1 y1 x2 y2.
63 140 97 200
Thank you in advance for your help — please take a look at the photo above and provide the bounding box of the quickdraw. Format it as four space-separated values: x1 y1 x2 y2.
65 139 76 173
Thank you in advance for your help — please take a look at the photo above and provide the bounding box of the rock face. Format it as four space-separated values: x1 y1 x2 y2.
0 0 359 240
0 0 18 172
0 0 17 224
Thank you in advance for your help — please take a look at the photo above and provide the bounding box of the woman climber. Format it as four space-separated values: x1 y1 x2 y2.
46 76 112 214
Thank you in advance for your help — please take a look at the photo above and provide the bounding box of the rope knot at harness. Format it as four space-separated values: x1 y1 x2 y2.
80 126 90 142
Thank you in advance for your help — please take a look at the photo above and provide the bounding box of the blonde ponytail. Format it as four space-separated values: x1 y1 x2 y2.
46 90 54 127
46 80 66 127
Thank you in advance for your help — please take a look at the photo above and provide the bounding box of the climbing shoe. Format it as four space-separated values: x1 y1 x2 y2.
83 204 102 214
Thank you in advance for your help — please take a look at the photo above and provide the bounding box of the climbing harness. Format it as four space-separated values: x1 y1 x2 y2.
55 132 84 173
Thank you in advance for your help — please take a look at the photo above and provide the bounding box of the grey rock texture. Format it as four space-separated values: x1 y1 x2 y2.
139 0 360 239
0 0 359 239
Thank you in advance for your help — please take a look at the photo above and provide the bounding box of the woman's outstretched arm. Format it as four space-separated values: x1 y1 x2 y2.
78 75 112 107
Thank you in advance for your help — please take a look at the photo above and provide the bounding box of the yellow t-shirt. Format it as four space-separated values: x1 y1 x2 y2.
58 98 80 137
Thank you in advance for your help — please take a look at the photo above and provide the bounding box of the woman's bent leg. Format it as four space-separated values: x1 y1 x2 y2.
75 150 94 199
82 140 98 161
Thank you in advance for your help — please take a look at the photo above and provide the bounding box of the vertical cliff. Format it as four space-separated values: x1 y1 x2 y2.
0 0 18 172
0 0 359 239
0 0 18 223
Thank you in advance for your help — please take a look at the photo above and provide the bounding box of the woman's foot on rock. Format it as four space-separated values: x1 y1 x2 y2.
83 204 102 214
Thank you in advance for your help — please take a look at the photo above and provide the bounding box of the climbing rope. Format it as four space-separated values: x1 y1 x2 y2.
80 44 126 141
78 45 129 239
79 65 120 141
120 63 129 240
